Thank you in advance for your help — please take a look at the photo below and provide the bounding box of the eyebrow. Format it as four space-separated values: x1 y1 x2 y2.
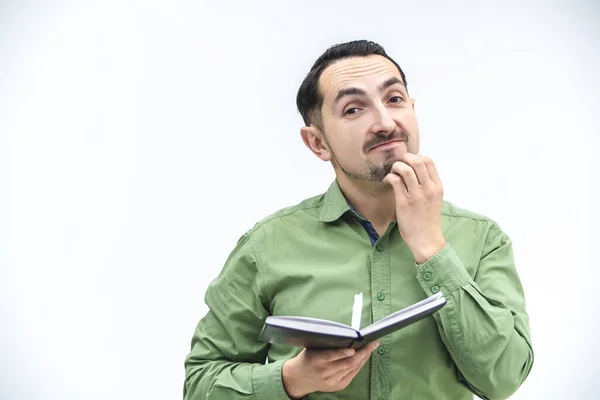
332 77 405 108
379 77 405 92
332 87 366 108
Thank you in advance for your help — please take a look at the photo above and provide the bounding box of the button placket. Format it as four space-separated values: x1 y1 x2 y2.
370 235 391 400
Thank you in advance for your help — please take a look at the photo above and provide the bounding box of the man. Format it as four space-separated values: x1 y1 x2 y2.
184 40 534 399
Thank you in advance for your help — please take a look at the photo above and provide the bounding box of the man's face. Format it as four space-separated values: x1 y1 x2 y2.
316 55 419 182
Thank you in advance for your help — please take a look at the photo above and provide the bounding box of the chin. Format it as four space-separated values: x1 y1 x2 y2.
383 148 405 162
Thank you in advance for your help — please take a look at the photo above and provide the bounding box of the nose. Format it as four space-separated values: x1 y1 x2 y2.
369 104 396 136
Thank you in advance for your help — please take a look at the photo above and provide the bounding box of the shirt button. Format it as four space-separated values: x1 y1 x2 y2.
377 292 385 301
377 346 385 355
423 271 432 280
375 244 384 252
431 285 440 293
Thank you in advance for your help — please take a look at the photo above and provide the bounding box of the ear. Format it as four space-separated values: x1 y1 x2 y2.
300 125 331 162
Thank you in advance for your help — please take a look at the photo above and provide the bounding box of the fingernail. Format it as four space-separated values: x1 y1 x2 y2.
345 348 355 356
372 341 380 349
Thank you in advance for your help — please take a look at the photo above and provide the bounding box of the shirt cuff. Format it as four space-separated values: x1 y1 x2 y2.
252 359 292 400
415 243 472 296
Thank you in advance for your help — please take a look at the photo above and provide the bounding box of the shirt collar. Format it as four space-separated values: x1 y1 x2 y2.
318 180 354 223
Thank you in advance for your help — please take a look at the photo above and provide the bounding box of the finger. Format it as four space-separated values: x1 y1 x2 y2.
331 341 379 371
355 340 379 357
400 153 432 185
319 347 355 363
383 171 407 195
390 161 420 192
330 360 361 383
334 350 372 383
325 345 376 384
338 365 361 385
423 156 442 187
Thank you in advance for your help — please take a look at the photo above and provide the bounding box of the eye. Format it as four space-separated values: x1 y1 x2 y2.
389 96 403 104
344 107 359 115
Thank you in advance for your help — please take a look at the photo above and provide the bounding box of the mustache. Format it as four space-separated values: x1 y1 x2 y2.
363 132 408 153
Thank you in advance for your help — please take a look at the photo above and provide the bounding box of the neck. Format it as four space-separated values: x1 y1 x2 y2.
335 171 397 233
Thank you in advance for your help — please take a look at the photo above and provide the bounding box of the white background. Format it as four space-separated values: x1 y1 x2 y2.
1 1 599 399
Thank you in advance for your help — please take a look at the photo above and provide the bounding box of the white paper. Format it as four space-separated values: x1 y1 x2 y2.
351 292 363 330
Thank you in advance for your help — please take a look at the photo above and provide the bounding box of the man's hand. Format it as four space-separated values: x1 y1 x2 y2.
282 340 380 398
383 153 446 264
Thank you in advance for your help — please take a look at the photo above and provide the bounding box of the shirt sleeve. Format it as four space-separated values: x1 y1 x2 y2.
183 233 291 400
415 224 534 400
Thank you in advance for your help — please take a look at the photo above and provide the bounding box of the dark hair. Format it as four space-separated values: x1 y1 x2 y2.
296 40 407 128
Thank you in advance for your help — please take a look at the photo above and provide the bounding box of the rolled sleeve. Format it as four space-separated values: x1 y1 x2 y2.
252 359 291 400
415 243 472 295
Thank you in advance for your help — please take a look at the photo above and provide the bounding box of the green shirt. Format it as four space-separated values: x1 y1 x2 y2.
184 180 534 400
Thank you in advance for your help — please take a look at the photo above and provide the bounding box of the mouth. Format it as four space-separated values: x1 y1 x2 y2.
369 139 404 152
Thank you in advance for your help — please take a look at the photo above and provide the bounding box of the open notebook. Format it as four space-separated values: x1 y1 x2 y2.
258 291 446 349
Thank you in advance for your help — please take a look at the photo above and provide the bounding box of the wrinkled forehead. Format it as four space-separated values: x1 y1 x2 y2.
318 55 404 105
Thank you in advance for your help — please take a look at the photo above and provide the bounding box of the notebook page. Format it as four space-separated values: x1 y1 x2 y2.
351 292 363 330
